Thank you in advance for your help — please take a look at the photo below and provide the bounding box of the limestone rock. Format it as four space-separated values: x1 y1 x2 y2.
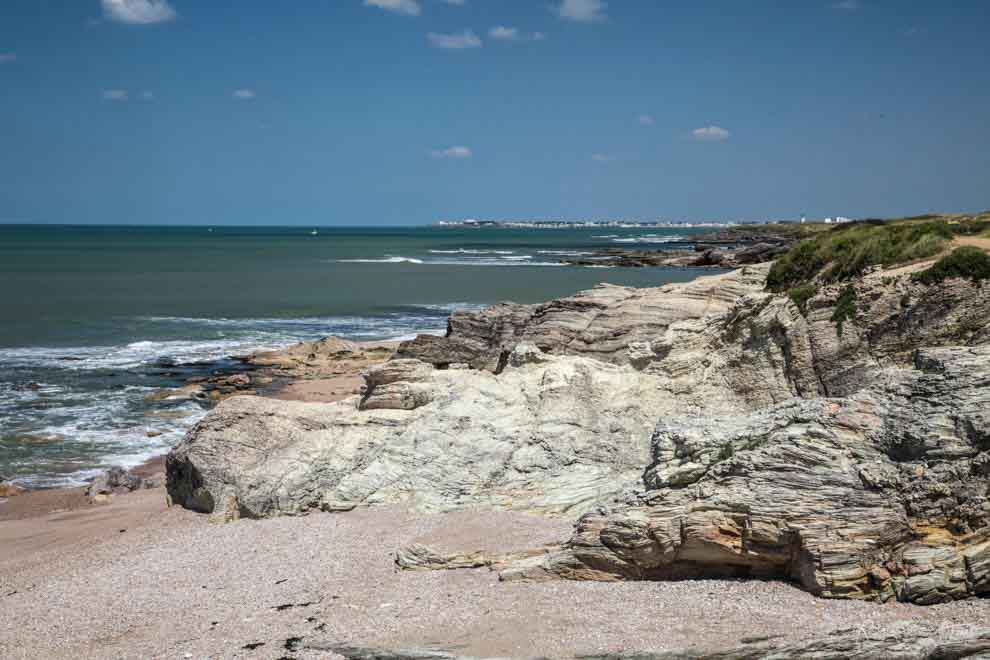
501 346 990 604
394 544 491 571
397 267 770 372
360 359 436 410
167 352 673 520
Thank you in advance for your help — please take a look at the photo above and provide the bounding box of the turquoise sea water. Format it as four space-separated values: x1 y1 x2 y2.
0 224 719 487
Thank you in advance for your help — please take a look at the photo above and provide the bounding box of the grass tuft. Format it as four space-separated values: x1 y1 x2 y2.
787 283 818 316
830 285 858 337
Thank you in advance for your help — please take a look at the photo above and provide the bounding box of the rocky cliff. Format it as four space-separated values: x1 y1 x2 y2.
167 259 990 604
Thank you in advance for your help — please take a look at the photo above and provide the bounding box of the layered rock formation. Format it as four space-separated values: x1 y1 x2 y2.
501 346 990 603
167 260 990 604
167 347 675 521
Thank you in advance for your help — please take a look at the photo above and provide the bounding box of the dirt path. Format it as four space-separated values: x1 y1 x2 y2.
953 236 990 252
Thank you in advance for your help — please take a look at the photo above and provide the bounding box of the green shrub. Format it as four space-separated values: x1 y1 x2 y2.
913 246 990 285
787 284 818 316
956 219 990 236
831 285 858 337
716 442 735 462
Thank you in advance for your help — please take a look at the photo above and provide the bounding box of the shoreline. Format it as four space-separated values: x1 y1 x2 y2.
0 337 399 522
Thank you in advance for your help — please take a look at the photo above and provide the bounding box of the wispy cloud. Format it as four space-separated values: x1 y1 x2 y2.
364 0 422 16
692 125 730 141
102 89 129 101
101 0 177 24
431 145 473 159
442 0 466 5
591 153 615 162
489 26 519 40
141 90 154 100
489 26 545 41
830 0 861 10
638 114 655 126
232 88 256 100
557 0 607 23
0 53 16 64
427 30 482 49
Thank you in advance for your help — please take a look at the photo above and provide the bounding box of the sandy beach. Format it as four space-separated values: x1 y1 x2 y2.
6 488 990 659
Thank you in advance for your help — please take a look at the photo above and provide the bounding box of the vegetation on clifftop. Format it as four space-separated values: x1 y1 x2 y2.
765 212 990 292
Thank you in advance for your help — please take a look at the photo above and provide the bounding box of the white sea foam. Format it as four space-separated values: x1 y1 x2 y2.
339 256 425 264
429 248 516 255
611 235 681 244
1 305 494 486
335 256 564 267
537 250 594 256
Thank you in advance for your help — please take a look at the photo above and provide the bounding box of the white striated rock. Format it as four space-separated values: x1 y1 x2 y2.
168 353 674 521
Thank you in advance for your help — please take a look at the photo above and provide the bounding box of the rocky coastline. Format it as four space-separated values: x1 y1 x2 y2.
0 337 396 518
5 220 990 658
556 225 800 269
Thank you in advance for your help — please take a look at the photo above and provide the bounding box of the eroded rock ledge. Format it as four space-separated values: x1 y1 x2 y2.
266 621 990 660
167 262 990 604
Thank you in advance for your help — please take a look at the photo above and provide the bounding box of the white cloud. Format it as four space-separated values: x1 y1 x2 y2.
442 0 466 5
830 0 860 9
431 145 473 159
427 30 482 49
232 88 256 99
0 53 16 64
692 125 730 141
591 153 615 162
638 114 655 126
101 0 177 25
102 89 129 101
557 0 607 22
489 26 545 42
364 0 422 16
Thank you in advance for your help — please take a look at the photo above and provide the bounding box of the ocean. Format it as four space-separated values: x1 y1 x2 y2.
0 224 718 487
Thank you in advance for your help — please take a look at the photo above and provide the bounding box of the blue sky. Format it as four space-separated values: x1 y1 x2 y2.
1 0 988 225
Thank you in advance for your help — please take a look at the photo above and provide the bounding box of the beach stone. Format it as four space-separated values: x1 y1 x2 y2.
0 482 26 498
86 467 148 501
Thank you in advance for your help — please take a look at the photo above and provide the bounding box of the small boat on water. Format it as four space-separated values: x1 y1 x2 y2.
311 229 319 236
